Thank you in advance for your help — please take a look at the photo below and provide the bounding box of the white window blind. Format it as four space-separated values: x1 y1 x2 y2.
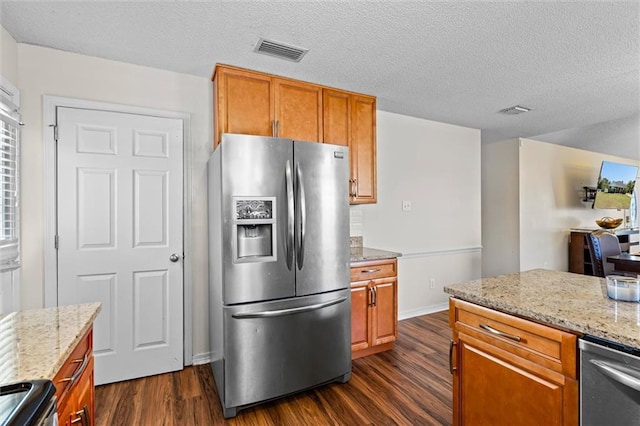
0 97 19 270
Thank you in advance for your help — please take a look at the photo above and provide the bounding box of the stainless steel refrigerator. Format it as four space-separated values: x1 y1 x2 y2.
208 133 351 418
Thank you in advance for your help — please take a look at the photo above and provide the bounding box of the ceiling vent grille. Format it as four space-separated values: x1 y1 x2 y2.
499 105 531 115
253 38 309 62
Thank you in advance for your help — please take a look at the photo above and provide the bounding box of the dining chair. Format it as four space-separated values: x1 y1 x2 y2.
587 230 621 277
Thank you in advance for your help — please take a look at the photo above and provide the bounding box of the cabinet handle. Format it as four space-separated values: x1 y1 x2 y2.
276 120 280 137
368 287 374 306
271 120 276 137
449 340 457 374
361 269 380 274
349 179 356 197
353 179 358 197
57 353 90 386
372 287 377 307
71 405 90 425
479 323 522 342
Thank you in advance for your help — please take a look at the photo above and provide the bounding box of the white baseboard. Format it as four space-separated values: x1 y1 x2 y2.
398 303 448 321
191 352 212 366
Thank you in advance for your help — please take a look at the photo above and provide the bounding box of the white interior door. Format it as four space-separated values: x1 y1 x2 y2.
56 106 184 385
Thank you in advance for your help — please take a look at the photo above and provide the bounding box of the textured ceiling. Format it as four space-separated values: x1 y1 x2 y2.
1 1 639 158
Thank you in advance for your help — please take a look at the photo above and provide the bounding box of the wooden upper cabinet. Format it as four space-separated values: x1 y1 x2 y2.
212 64 378 204
324 89 377 204
273 78 323 142
213 66 273 146
323 89 350 147
350 95 377 204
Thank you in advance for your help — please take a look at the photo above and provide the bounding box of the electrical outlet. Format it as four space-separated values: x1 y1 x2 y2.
402 200 412 211
429 278 435 289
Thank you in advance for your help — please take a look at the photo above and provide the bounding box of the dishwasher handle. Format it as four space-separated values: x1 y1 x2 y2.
590 359 640 392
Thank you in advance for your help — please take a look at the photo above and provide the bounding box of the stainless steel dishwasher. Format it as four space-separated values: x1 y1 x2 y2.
580 335 640 425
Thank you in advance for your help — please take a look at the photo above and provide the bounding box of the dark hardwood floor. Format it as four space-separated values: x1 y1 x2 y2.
95 310 452 425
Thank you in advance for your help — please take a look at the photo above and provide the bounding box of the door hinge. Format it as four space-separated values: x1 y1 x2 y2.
50 124 58 142
54 235 59 250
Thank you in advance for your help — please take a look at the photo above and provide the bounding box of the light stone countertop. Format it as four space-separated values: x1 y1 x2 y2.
0 302 101 385
444 269 640 349
350 246 402 263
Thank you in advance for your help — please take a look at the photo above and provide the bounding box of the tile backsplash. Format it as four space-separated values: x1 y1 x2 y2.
349 206 363 237
350 236 363 249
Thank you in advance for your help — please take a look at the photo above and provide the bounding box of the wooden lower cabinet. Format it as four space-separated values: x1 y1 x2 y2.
350 258 398 359
450 299 578 426
54 328 95 426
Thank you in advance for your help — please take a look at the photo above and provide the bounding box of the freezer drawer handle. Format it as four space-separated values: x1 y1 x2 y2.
590 359 640 392
479 323 522 342
231 297 347 319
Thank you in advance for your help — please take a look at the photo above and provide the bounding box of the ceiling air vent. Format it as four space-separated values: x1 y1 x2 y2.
253 38 309 62
499 105 531 115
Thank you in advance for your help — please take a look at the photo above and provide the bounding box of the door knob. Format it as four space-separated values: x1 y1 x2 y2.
169 253 181 262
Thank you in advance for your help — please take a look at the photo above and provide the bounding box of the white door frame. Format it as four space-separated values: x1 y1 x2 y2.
43 95 193 366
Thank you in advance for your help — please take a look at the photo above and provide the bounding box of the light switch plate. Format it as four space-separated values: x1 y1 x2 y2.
402 200 412 211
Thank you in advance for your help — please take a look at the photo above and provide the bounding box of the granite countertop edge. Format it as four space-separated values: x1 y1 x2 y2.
350 246 402 263
0 302 102 384
444 269 640 349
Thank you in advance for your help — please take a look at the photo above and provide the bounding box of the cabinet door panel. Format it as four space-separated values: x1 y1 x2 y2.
371 278 397 345
455 332 577 426
323 89 350 147
350 95 376 203
216 68 273 143
71 357 95 426
350 281 370 351
274 78 323 142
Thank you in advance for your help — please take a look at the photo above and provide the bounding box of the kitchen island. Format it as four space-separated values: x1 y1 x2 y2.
444 269 640 426
444 268 640 348
0 303 101 424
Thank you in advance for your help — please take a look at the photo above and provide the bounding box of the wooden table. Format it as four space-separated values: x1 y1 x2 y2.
607 254 640 274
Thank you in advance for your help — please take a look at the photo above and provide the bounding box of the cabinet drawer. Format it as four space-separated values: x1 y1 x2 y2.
350 259 397 281
450 299 577 378
53 328 93 403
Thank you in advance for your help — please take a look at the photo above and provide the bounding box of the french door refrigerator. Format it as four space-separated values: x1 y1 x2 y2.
208 133 351 418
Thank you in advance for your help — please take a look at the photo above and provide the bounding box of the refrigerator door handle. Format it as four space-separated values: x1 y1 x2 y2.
295 163 306 269
285 160 295 270
231 296 347 319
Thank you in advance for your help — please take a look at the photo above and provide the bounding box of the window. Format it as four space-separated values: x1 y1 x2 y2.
0 81 20 271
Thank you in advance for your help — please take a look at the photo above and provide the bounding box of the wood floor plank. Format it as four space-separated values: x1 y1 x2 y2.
95 310 453 425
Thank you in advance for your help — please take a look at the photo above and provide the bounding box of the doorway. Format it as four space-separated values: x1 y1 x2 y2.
44 97 191 385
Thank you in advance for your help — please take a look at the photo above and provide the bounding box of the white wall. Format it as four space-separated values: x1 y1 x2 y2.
1 26 18 84
359 111 482 317
481 139 520 277
16 44 212 357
